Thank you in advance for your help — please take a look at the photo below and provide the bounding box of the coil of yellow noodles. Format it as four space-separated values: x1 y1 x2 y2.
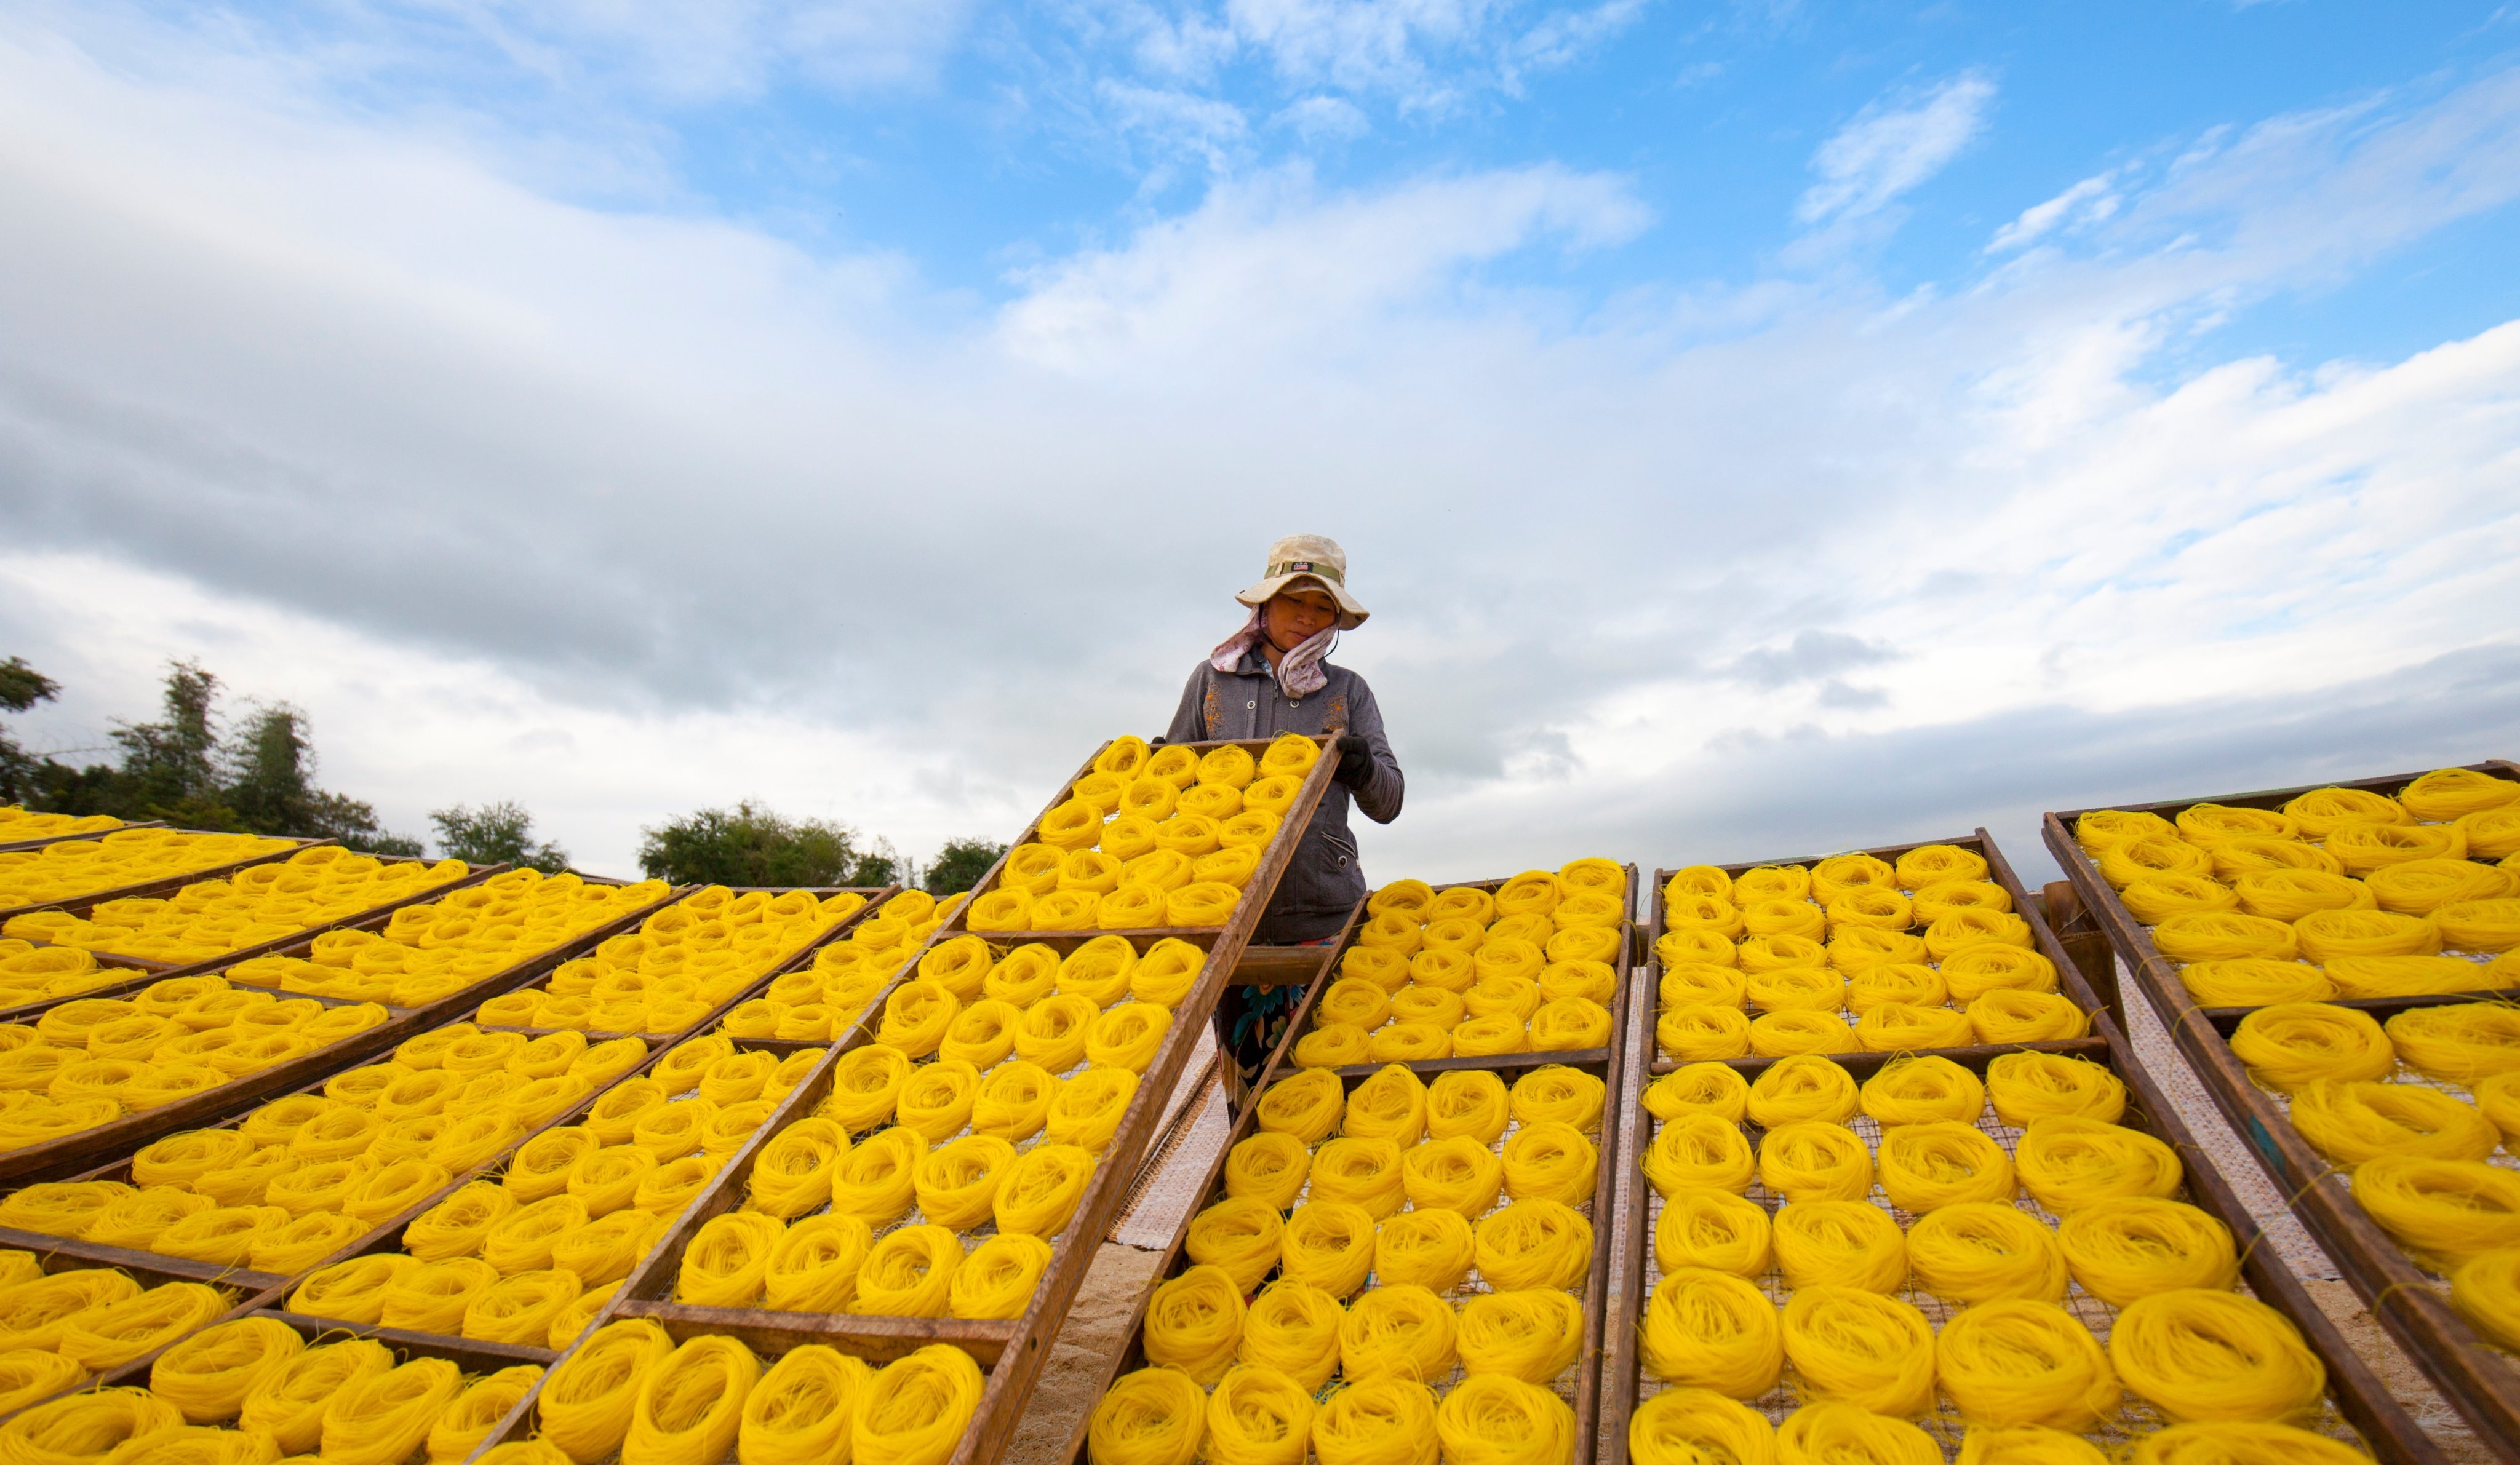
431 1365 544 1464
2151 912 2300 964
2132 1421 2380 1465
2289 1079 2497 1163
2228 1003 2395 1090
1432 1290 1574 1387
2056 1196 2238 1306
61 1281 225 1369
1657 1004 1752 1061
1293 1024 1370 1067
1849 1001 1975 1054
2099 836 2217 888
1342 1065 1427 1144
1199 1364 1314 1465
149 1317 303 1423
322 1357 465 1465
674 1211 781 1307
970 1060 1058 1144
1748 1054 1859 1125
541 1319 676 1464
907 1134 1008 1230
2384 1002 2520 1084
1758 1122 1875 1204
1627 1389 1776 1465
1499 1121 1595 1205
995 1143 1096 1237
238 1338 392 1453
2351 1155 2520 1266
1295 1138 1395 1218
623 1335 761 1465
1432 1374 1571 1465
1643 1113 1757 1196
1473 1199 1592 1291
1188 1196 1284 1291
1779 1285 1936 1418
1876 1121 2014 1210
2478 1070 2520 1145
382 1257 500 1334
1748 1009 1859 1057
1048 1067 1139 1153
1776 1403 1938 1465
1424 1068 1508 1143
947 1232 1050 1321
1337 1284 1457 1383
1256 1068 1344 1143
2180 959 2335 1008
1399 1134 1502 1217
756 1214 867 1314
2230 868 2367 922
1222 1132 1309 1209
1275 1201 1374 1295
2294 908 2442 962
1905 1200 2067 1304
826 1126 924 1226
465 1270 584 1346
1086 1365 1204 1465
1371 1208 1475 1292
1953 1427 2108 1465
2121 874 2240 924
1987 1052 2126 1126
0 1350 84 1417
851 1224 963 1319
1314 1376 1445 1465
288 1254 411 1326
2109 1288 2324 1423
1640 1267 1780 1397
1859 1055 1984 1126
2324 955 2502 1000
1772 1199 1907 1293
2 1388 186 1465
1969 990 2090 1044
1233 1281 1341 1391
1654 1186 1771 1278
1660 961 1747 1010
856 1344 984 1465
2016 1116 2182 1212
737 1344 867 1465
2436 898 2520 954
2448 1246 2520 1351
1645 1063 1752 1124
1936 1300 2121 1430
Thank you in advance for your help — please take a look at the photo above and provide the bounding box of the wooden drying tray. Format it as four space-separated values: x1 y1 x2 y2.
2044 763 2520 1459
0 856 514 1022
471 884 899 1046
468 732 1350 1465
0 833 331 926
0 1018 813 1423
1056 897 1635 1465
0 820 167 857
1596 830 2440 1465
1271 865 1641 1080
0 878 685 1189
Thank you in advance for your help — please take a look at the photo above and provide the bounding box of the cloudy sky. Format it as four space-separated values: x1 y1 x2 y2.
2 1 2516 889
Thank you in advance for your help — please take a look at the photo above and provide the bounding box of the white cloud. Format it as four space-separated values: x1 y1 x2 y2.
1798 70 1997 224
1 26 2517 889
1988 172 2121 252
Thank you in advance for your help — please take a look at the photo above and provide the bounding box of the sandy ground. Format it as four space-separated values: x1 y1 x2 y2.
1003 1241 1165 1465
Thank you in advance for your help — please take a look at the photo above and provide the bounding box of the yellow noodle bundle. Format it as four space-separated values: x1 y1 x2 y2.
2351 1155 2520 1267
856 1344 984 1465
851 1225 963 1319
149 1316 304 1423
739 1344 869 1465
1203 1364 1314 1465
1772 1199 1907 1293
1344 1064 1427 1145
2229 1003 2394 1090
1937 1299 2121 1430
1255 1068 1343 1143
1398 1135 1501 1218
1500 1121 1595 1206
1627 1391 1776 1465
2108 1289 2325 1423
1654 1187 1771 1277
2290 1079 2497 1164
1658 1005 1752 1062
1747 1054 1858 1125
1188 1197 1283 1292
543 1319 676 1463
2231 868 2369 921
2123 875 2241 924
431 1365 544 1464
1338 1283 1457 1383
1454 1289 1582 1384
1907 1201 2068 1303
2153 913 2300 964
763 1215 871 1314
1861 1055 1984 1125
1876 1121 2014 1210
1988 1051 2126 1125
1643 1063 1748 1123
1430 1374 1571 1465
1758 1122 1874 1204
2295 908 2441 962
2057 1197 2238 1305
1747 1009 1856 1057
1643 1113 1756 1196
1222 1132 1309 1209
2017 1116 2182 1212
2384 1002 2520 1084
1086 1365 1203 1465
994 1143 1096 1237
1472 1199 1591 1291
1780 1285 1936 1416
2180 959 2335 1008
322 1357 465 1465
1640 1268 1780 1398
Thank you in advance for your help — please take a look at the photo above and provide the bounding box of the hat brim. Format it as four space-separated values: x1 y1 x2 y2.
1237 573 1368 629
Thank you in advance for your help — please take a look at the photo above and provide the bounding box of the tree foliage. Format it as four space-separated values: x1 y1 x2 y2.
923 838 1007 895
433 801 572 874
638 801 895 889
0 657 62 805
9 658 421 853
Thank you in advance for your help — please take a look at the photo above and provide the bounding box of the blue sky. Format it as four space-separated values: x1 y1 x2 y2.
1 0 2516 883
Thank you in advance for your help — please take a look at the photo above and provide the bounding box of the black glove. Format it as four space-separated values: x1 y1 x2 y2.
1335 740 1375 788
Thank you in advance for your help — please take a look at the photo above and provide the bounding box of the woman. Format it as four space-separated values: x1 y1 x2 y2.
1162 534 1403 1098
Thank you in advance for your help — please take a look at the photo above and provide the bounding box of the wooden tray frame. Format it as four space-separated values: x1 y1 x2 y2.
471 884 900 1046
1598 830 2441 1465
1054 867 1638 1465
2044 762 2520 1456
0 854 512 1019
1270 865 1641 1081
0 876 682 1188
465 734 1350 1465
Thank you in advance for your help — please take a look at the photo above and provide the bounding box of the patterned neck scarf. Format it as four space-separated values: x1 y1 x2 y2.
1210 608 1335 697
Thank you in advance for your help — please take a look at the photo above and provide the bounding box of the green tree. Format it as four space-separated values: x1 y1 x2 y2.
100 659 233 826
0 657 62 805
923 838 1007 895
638 801 894 888
225 703 423 856
432 801 571 873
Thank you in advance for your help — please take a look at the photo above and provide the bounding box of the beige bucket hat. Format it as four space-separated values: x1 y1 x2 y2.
1237 534 1369 629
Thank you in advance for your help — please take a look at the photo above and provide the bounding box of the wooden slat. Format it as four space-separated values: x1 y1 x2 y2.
2042 760 2520 1460
1597 832 2444 1465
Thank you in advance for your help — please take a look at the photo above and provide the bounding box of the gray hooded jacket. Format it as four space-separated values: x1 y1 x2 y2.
1162 649 1404 942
